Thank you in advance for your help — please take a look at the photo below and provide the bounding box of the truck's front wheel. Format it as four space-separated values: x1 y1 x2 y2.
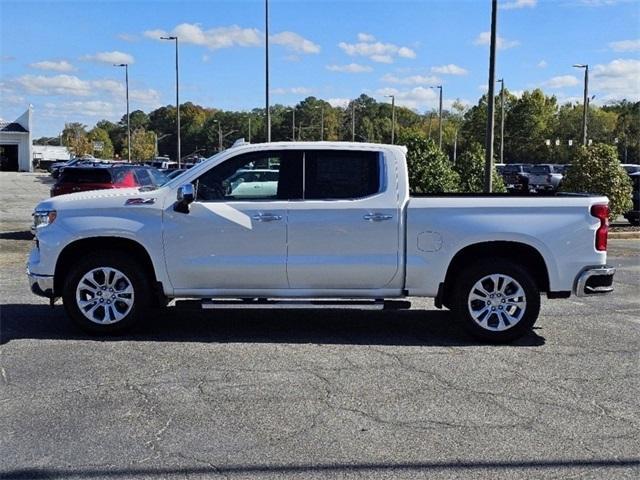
62 251 150 334
452 259 540 343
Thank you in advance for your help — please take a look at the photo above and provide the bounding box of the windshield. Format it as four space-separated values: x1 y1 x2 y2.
530 165 551 174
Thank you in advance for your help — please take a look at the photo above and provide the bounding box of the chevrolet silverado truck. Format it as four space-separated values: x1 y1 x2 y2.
27 141 615 342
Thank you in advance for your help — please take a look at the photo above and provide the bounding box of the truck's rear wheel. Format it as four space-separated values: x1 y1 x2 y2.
452 259 540 343
62 251 151 334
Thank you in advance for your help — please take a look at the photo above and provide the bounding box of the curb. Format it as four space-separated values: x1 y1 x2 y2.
609 232 640 240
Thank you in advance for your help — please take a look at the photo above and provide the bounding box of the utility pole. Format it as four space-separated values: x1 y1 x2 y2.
113 63 130 162
160 35 180 166
574 64 589 146
351 103 356 142
291 109 296 141
318 105 324 141
497 78 505 164
386 95 396 144
437 86 443 150
248 116 252 143
265 0 271 142
484 0 498 193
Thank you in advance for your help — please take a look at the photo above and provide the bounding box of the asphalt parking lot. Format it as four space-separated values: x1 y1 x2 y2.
1 172 639 480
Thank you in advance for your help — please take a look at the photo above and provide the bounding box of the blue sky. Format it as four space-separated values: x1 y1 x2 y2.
1 0 639 136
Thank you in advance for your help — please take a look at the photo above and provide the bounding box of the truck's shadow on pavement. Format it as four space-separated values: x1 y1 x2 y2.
0 303 545 347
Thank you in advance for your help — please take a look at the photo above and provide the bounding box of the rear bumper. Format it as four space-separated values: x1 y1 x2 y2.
27 268 55 298
574 266 615 297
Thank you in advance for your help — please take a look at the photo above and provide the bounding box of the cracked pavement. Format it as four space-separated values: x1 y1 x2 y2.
1 173 639 479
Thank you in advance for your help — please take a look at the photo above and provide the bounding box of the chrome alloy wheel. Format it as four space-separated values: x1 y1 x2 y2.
75 267 135 325
467 274 526 332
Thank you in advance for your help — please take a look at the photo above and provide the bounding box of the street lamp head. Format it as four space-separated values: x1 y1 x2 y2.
113 63 127 67
160 36 178 40
573 64 587 68
497 78 504 83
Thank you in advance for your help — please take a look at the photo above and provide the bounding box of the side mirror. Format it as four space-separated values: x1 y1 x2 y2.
174 183 194 213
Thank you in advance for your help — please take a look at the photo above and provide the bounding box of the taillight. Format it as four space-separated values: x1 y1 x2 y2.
590 204 609 251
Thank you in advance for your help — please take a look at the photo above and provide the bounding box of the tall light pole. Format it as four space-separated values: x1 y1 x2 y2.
351 102 357 142
265 0 271 142
431 86 443 149
289 108 296 141
484 0 498 193
497 78 505 164
160 35 181 166
314 105 324 141
573 64 589 146
113 63 130 162
386 94 396 144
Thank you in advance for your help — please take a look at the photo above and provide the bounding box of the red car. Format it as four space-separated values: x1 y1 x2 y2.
50 165 168 197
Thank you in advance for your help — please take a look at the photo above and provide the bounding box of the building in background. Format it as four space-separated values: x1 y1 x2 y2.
0 107 33 172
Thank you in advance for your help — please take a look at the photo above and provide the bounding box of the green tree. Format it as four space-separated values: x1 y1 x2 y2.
123 128 156 162
455 142 506 193
398 130 460 193
62 122 91 156
88 127 114 159
560 144 632 220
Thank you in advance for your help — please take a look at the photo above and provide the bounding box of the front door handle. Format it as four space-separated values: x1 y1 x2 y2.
363 213 393 222
252 213 283 222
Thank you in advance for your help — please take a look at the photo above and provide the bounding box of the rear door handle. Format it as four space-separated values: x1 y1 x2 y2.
252 213 283 222
363 213 393 222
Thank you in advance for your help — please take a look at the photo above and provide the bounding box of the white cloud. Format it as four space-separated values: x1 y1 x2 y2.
29 60 75 72
338 36 416 63
327 98 351 108
144 23 319 54
357 33 376 42
82 51 135 65
592 58 640 101
271 87 313 95
501 0 537 9
12 74 160 107
608 39 640 52
431 64 468 75
543 75 579 88
537 60 548 68
375 86 439 110
326 63 373 73
270 31 320 53
117 33 138 42
16 74 93 96
473 32 520 49
381 73 439 85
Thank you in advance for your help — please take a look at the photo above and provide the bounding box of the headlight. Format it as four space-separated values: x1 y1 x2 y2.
33 210 57 230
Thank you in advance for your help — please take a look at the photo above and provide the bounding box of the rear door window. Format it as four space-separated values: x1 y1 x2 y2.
304 150 381 200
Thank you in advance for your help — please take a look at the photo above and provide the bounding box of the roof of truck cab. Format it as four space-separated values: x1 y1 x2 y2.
226 141 408 155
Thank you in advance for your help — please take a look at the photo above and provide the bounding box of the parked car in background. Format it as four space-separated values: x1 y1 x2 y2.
529 164 564 192
50 164 168 197
624 172 640 226
621 164 640 175
150 157 178 170
501 164 532 192
227 168 279 198
165 169 187 180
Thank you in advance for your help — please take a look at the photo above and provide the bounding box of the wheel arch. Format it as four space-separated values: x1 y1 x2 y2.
440 241 550 308
54 236 159 297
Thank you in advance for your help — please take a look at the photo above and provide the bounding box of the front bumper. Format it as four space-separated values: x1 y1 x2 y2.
574 266 615 297
27 268 55 298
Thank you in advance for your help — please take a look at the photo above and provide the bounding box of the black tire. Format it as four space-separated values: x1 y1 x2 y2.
62 250 151 334
451 259 540 343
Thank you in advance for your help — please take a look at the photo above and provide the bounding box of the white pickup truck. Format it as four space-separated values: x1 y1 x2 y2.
27 141 615 342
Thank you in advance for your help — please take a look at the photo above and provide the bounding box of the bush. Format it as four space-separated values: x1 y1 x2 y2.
399 130 460 193
560 144 632 220
455 142 506 193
